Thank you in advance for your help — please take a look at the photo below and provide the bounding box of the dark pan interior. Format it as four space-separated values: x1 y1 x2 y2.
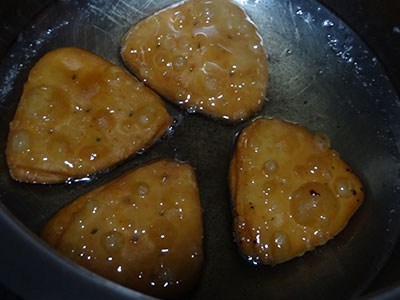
1 0 400 299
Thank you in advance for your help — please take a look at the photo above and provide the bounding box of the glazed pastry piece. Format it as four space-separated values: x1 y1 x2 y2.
121 0 268 121
42 159 204 298
6 47 172 183
229 118 364 265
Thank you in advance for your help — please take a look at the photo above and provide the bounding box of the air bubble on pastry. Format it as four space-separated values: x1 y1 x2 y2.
334 177 354 197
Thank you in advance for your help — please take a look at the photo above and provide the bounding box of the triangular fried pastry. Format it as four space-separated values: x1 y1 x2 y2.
121 0 268 121
6 47 172 183
42 159 204 298
230 118 364 264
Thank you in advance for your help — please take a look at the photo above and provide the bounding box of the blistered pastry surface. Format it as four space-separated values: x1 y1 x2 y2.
42 159 204 298
6 47 172 183
230 118 364 264
121 0 268 121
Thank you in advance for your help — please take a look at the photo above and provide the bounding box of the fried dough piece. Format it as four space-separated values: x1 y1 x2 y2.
42 159 204 298
230 118 364 265
6 47 172 183
121 0 268 121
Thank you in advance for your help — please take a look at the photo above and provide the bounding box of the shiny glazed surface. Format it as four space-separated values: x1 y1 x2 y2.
42 159 204 298
121 0 268 121
230 118 364 264
6 47 171 183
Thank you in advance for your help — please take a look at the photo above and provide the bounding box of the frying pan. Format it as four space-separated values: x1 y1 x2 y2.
1 0 400 299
